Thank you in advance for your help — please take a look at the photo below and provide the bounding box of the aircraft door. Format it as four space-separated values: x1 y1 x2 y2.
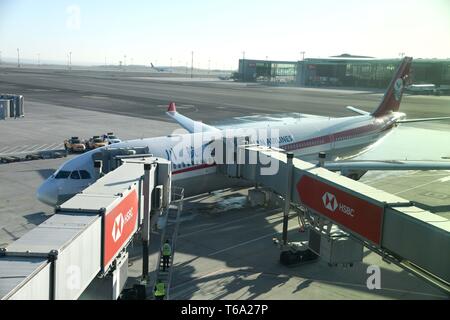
330 134 336 151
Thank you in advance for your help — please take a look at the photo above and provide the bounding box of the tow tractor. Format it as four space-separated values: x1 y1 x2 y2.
64 137 86 153
86 136 108 150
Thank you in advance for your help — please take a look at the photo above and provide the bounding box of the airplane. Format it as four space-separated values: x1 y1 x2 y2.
405 84 440 95
150 63 172 73
37 57 450 206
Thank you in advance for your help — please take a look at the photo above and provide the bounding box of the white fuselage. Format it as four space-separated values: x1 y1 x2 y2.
36 112 404 206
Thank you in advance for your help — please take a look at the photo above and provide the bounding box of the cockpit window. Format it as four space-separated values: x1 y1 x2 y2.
70 171 81 180
79 170 91 179
55 170 71 179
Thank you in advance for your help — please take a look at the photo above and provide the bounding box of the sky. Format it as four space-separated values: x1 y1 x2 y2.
0 0 449 68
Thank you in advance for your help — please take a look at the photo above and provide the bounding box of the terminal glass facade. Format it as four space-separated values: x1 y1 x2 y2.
239 58 450 88
341 63 397 87
270 63 297 83
239 59 297 84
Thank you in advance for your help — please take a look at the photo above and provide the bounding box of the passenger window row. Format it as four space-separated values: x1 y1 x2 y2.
172 163 193 170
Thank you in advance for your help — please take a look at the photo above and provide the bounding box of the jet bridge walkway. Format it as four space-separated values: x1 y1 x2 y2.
0 154 172 300
219 143 450 294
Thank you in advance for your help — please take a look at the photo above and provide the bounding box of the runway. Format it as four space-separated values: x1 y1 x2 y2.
1 67 449 125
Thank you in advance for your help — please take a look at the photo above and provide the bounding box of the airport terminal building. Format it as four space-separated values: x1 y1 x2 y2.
238 55 450 88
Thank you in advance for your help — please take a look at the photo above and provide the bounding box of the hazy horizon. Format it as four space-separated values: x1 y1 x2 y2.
1 0 449 69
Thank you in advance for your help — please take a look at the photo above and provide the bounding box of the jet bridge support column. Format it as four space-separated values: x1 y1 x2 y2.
142 163 152 281
282 153 294 246
318 152 326 167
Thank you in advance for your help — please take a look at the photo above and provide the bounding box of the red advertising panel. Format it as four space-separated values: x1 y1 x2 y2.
296 175 383 245
104 189 138 269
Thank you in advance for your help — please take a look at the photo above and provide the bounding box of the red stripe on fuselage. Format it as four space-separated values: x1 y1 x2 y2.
283 121 385 151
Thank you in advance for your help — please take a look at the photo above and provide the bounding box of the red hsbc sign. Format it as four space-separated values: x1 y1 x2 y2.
296 175 383 245
104 189 138 269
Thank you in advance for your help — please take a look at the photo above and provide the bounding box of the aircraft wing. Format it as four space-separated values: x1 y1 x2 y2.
166 102 220 133
212 112 330 130
324 160 450 172
396 117 450 124
346 106 370 115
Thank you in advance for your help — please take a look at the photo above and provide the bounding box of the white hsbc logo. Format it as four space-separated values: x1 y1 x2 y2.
322 192 338 211
322 192 355 217
111 207 134 243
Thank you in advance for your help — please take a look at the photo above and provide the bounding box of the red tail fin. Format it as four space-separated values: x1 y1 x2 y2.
372 57 412 117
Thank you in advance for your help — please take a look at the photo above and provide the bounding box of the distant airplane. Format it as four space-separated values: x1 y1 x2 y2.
405 84 439 95
218 74 232 80
150 63 172 73
37 57 450 206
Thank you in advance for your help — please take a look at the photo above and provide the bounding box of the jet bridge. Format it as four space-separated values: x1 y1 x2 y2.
0 155 171 300
220 142 450 294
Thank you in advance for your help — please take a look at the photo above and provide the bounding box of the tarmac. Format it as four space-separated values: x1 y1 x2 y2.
0 67 449 299
1 67 449 124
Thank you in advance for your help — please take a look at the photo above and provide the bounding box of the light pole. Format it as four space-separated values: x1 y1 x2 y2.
300 51 306 87
0 51 2 65
17 48 20 68
191 51 194 78
243 51 247 81
208 59 210 75
69 52 72 70
37 53 40 66
300 51 305 61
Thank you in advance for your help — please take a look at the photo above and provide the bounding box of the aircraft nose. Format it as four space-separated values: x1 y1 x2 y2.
36 180 59 206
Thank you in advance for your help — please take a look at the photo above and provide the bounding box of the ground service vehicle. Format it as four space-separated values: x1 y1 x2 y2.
64 137 86 153
104 133 121 145
87 136 108 149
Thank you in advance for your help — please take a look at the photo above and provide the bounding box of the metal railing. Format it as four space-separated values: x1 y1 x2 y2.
152 186 184 300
